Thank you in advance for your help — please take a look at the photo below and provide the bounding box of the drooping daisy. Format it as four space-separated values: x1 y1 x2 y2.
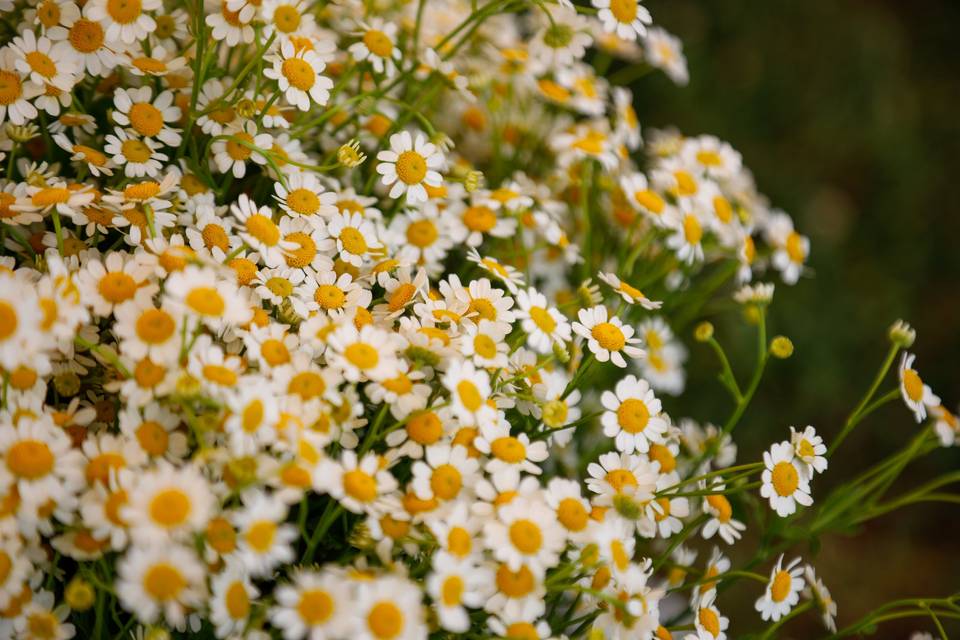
598 272 662 310
573 305 645 367
116 543 206 628
264 38 334 111
644 26 689 85
755 555 804 622
789 425 827 478
601 374 669 454
760 441 812 517
899 352 939 423
803 564 837 633
700 485 746 545
515 288 571 354
376 131 444 205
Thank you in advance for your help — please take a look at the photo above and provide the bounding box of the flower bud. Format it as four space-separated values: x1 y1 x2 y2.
888 319 916 348
694 322 714 342
552 340 570 364
770 336 794 359
337 139 367 168
612 493 642 520
53 371 81 397
234 98 257 119
64 577 95 611
464 170 483 193
4 123 39 144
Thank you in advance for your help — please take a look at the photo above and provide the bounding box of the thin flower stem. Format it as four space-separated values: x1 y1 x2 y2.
829 342 900 457
707 335 743 402
74 336 130 378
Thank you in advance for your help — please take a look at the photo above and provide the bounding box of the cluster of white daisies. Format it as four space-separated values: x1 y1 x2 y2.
0 0 955 638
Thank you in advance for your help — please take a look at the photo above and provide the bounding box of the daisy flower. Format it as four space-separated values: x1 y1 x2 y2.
516 288 571 353
487 561 546 623
598 271 662 310
601 374 669 454
123 461 215 542
326 323 404 382
484 496 565 573
270 569 351 639
459 319 510 369
544 478 592 541
755 555 805 622
54 133 113 177
209 562 259 639
163 265 253 330
666 207 706 264
205 0 255 45
427 559 491 633
11 30 78 92
693 602 729 640
692 547 730 609
573 305 645 367
789 425 828 478
113 301 182 364
264 38 334 111
0 271 43 369
467 249 525 293
0 48 42 125
353 576 427 640
376 131 444 205
899 352 939 423
585 451 658 508
76 252 156 317
803 564 837 632
212 120 273 179
316 450 398 515
644 26 689 85
349 19 402 75
274 171 338 221
232 490 297 577
230 193 296 267
15 589 76 640
443 360 497 428
104 127 168 177
116 543 206 628
327 210 383 267
448 198 518 247
111 86 182 147
760 441 813 517
411 443 480 502
700 486 746 545
932 404 960 447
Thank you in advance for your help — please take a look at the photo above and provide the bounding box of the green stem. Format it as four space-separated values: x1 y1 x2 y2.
829 342 899 457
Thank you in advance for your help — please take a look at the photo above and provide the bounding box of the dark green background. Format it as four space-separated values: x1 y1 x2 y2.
638 1 960 635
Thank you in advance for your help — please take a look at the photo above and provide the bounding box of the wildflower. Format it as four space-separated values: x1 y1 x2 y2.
803 565 837 632
760 441 813 517
376 131 445 205
755 555 804 622
573 305 645 367
265 38 334 111
899 352 939 423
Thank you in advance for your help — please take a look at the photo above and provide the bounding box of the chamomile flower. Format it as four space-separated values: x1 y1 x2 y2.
116 543 206 628
411 443 480 502
601 375 669 453
592 0 651 39
163 265 253 330
644 26 689 85
111 87 181 147
104 127 168 177
232 490 297 577
124 461 214 542
209 562 259 639
789 425 827 477
274 172 338 221
87 0 161 44
212 121 273 179
316 450 398 515
573 305 645 367
230 193 296 268
427 558 491 632
484 496 564 573
376 131 445 205
270 569 351 639
585 451 658 508
11 30 78 91
693 603 729 640
265 38 334 111
598 272 662 309
327 210 383 267
354 576 427 640
899 352 939 423
0 48 42 125
516 288 571 354
350 19 402 75
803 565 837 632
666 207 706 264
760 441 813 517
755 555 804 622
327 323 404 382
700 486 746 545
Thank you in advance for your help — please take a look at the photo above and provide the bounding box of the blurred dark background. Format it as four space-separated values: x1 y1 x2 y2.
638 1 960 636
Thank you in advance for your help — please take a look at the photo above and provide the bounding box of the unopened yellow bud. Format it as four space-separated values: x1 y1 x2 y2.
464 170 483 193
694 322 714 342
234 98 257 119
65 577 95 611
337 139 367 168
770 336 794 359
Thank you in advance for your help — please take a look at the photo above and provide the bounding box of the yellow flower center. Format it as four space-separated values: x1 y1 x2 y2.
395 150 427 185
121 139 152 163
314 284 346 310
797 439 816 458
456 380 483 411
31 187 71 206
770 570 792 602
246 214 280 246
610 538 629 569
0 302 17 341
149 488 191 527
632 189 664 213
617 398 650 433
343 469 377 502
0 72 19 106
462 205 497 232
591 321 625 351
542 400 568 428
285 188 320 215
345 342 379 370
771 461 799 497
430 464 462 500
683 214 703 244
339 226 368 255
491 436 525 463
107 0 142 23
273 5 301 32
528 306 557 333
297 589 334 625
261 338 290 366
605 469 637 492
388 283 416 311
284 232 316 268
25 51 57 79
245 520 276 552
203 364 238 386
902 368 923 402
698 607 720 637
98 272 137 304
224 581 250 619
557 497 588 531
143 563 185 601
406 411 442 444
495 564 535 598
128 102 164 138
186 287 225 317
135 421 168 455
85 452 125 485
508 519 543 553
367 601 404 639
447 527 472 557
785 231 805 263
406 219 438 248
363 30 394 58
136 308 175 344
242 400 264 432
673 170 697 196
282 58 316 91
706 494 732 522
441 575 464 606
27 612 59 640
7 440 54 479
225 132 253 161
473 334 498 360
